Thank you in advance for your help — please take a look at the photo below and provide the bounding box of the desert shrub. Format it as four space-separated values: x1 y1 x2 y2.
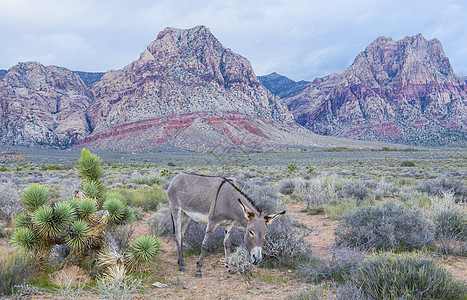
146 203 173 236
336 202 435 251
293 177 335 211
335 284 369 300
372 178 397 199
287 163 297 172
245 185 282 216
129 174 162 186
226 246 256 274
400 160 416 167
399 190 433 210
324 198 373 220
337 182 373 202
298 246 365 283
263 214 311 267
115 185 168 212
434 208 467 256
288 287 332 300
235 178 283 215
416 177 467 201
346 252 466 300
106 225 135 252
279 179 295 195
0 254 37 296
94 273 141 300
0 180 22 226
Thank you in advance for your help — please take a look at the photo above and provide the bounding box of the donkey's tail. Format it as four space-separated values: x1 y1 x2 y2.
170 212 175 235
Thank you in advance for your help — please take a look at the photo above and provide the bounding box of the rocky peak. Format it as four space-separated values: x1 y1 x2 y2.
89 25 292 133
286 34 466 147
0 62 92 148
348 34 460 88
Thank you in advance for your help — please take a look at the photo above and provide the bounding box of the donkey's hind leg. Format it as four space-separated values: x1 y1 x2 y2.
172 209 187 271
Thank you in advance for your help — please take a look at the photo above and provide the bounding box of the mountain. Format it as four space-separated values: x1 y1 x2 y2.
72 71 105 87
286 34 467 147
0 62 92 148
258 72 309 98
80 25 341 151
0 70 6 80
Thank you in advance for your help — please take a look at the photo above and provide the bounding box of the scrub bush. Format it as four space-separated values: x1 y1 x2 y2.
336 202 434 251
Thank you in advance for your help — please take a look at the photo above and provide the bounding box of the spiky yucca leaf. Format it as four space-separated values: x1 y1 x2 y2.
14 212 31 229
11 227 39 252
121 206 135 223
103 191 127 204
53 201 76 224
77 149 104 182
67 198 79 210
128 235 162 267
102 198 125 224
77 198 98 219
21 184 50 213
66 220 89 250
104 264 127 282
98 248 128 269
83 180 102 199
33 206 61 238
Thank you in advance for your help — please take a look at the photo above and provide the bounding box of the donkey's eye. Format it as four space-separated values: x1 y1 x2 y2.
249 230 255 237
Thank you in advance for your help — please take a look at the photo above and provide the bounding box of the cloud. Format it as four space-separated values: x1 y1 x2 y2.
0 0 466 79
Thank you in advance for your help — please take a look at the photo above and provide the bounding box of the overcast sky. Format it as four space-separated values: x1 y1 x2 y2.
1 0 466 81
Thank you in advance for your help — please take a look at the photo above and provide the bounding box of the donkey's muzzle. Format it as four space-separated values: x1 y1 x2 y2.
250 247 263 264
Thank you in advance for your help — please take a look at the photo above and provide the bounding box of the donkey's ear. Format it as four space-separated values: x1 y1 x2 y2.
264 210 286 225
238 199 255 221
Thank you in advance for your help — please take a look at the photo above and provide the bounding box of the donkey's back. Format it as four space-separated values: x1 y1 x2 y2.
167 173 225 223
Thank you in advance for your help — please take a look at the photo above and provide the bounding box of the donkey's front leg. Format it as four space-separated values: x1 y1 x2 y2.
196 222 217 277
223 224 237 274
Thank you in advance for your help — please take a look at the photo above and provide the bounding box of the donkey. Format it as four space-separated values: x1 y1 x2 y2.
167 172 285 277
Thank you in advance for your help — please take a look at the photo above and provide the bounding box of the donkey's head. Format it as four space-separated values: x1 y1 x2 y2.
238 199 285 264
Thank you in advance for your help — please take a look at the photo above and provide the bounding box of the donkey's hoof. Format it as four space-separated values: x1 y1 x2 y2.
179 266 186 272
195 272 202 278
228 270 237 275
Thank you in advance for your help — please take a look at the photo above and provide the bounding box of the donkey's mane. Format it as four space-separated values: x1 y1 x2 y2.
182 172 262 214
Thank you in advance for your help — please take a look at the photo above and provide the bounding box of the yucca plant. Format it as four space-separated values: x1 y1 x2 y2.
76 197 98 220
21 183 50 213
82 180 103 199
33 206 62 238
78 148 105 200
54 201 76 224
13 212 31 229
10 227 39 252
67 220 89 250
77 148 104 183
127 235 162 268
102 198 126 224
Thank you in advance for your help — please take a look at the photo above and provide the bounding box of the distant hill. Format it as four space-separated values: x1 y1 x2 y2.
258 72 309 98
286 34 466 147
72 71 105 87
0 70 6 80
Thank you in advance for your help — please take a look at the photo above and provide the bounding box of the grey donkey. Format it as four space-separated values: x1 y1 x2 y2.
167 173 285 277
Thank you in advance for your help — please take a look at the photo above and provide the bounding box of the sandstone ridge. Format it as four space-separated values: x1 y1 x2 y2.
286 34 467 147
